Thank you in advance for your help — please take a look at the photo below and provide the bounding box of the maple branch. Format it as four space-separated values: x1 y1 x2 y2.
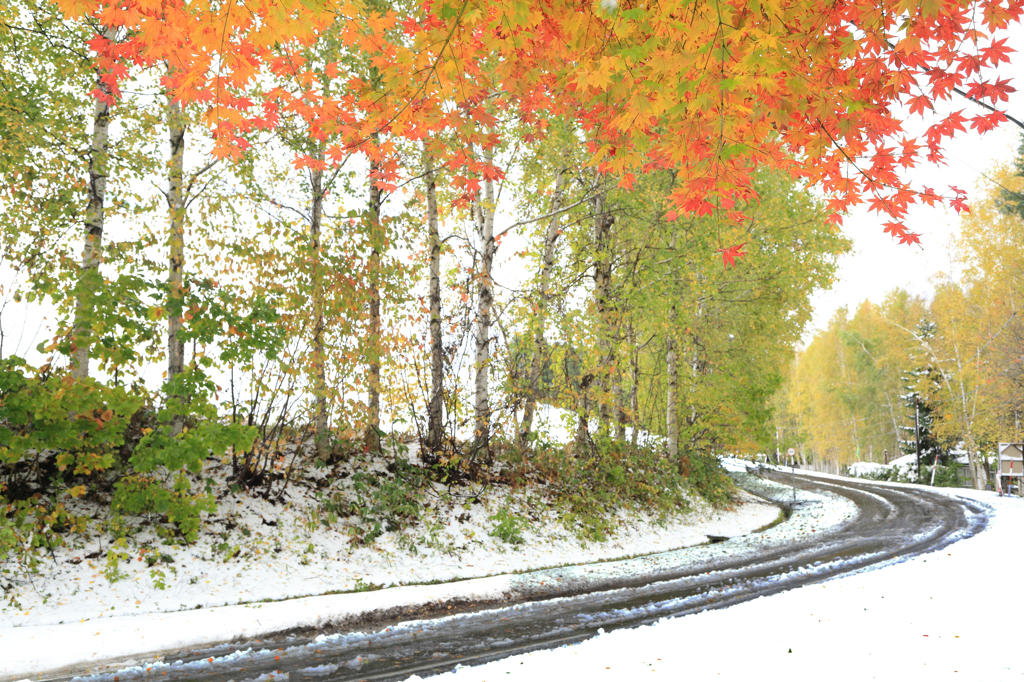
814 118 924 246
350 0 471 152
389 164 450 192
321 152 357 196
266 198 311 224
950 86 1024 132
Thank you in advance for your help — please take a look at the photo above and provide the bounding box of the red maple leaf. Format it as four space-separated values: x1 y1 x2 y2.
882 222 904 237
907 94 932 116
949 185 970 213
717 243 747 269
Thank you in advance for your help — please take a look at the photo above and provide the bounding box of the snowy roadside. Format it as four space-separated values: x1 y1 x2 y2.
1 438 722 632
415 472 1017 682
0 470 858 680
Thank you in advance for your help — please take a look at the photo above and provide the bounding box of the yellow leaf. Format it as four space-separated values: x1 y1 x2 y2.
55 0 93 19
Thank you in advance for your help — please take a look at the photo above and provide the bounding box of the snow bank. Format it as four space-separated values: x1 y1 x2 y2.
0 493 792 678
0 470 860 680
847 461 889 477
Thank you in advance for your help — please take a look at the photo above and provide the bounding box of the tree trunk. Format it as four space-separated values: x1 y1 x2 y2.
473 148 496 459
519 169 566 448
629 324 640 449
71 26 116 381
592 191 615 435
364 143 383 453
964 433 982 490
666 327 678 460
665 231 680 459
575 373 594 452
425 149 443 452
310 146 329 458
614 369 626 442
166 94 187 436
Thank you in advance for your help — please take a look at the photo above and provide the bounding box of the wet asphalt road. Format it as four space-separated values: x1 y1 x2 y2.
60 473 988 682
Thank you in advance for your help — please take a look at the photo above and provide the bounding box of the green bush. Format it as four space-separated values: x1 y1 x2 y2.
931 462 965 487
532 436 706 542
680 452 735 507
0 359 256 585
347 457 426 545
0 356 144 486
488 507 527 545
0 357 144 586
111 370 255 543
111 473 216 543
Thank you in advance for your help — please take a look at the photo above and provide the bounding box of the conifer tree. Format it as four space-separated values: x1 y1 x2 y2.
897 319 948 471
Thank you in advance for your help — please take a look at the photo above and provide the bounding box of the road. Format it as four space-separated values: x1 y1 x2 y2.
57 473 988 682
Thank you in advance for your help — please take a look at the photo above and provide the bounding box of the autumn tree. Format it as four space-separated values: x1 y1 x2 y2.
0 0 92 303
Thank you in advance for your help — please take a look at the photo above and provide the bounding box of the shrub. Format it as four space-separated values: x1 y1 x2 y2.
0 357 145 492
679 452 735 507
111 474 216 543
488 507 527 545
112 370 255 543
0 357 143 585
347 456 426 545
531 436 704 542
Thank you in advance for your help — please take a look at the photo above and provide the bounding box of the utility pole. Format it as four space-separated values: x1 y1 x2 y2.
915 403 921 484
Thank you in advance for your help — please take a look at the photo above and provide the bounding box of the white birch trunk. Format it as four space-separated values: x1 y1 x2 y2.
666 231 680 459
365 142 383 453
166 94 187 436
425 150 443 452
666 326 678 460
592 192 614 434
71 26 117 380
629 323 640 449
310 147 329 458
473 148 496 457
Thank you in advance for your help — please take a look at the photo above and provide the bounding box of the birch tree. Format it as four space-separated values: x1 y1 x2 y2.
424 148 444 452
70 25 117 380
518 168 566 447
472 146 496 459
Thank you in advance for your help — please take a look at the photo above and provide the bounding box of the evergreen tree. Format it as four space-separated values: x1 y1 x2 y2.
897 319 949 467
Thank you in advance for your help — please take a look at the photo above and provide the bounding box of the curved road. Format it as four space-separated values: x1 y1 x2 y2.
65 474 988 682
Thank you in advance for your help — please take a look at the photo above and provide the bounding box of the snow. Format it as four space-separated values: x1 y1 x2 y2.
846 461 889 477
0 451 791 678
10 452 1009 682
408 474 1023 682
0 466 861 680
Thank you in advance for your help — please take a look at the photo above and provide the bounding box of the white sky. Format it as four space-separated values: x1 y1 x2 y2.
806 27 1024 338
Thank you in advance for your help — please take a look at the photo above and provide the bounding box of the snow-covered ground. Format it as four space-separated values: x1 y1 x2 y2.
0 468 858 680
0 456 799 678
0 478 772 631
847 460 891 477
411 472 1023 682
11 452 1006 682
0 406 657 633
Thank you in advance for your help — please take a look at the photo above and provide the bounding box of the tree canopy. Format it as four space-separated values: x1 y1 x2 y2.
54 0 1023 247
